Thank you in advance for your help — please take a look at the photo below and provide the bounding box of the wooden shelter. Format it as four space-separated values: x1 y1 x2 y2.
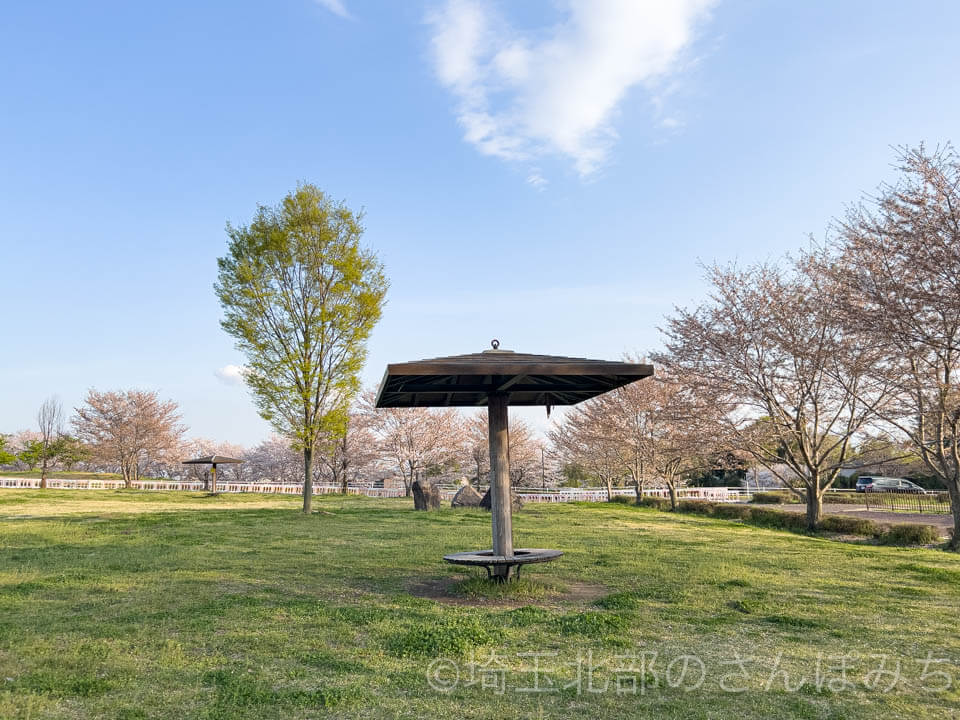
375 341 653 579
182 455 244 494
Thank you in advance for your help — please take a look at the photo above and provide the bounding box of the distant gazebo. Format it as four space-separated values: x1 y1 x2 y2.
375 341 653 580
182 455 244 494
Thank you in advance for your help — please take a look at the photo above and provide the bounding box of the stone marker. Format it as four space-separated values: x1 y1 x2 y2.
412 479 441 510
451 483 483 508
479 487 523 513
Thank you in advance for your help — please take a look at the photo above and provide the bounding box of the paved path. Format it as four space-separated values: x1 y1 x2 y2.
775 502 954 531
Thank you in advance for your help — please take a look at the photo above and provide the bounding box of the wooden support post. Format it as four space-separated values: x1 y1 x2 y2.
211 463 217 494
488 392 513 579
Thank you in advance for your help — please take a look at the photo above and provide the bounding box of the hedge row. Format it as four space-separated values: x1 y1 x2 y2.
877 523 942 546
750 490 863 505
750 491 798 504
633 498 942 545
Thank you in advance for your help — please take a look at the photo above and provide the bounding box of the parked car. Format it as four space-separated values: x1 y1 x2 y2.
859 476 926 494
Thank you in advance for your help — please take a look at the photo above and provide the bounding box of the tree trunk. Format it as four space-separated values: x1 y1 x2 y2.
805 485 822 530
605 478 613 502
302 447 313 514
340 440 349 494
667 483 678 511
40 457 48 490
488 393 514 580
947 482 960 551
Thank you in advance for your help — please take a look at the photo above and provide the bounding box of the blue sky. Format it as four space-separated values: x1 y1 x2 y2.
2 0 959 445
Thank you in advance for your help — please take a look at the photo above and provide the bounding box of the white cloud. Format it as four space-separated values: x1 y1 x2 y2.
526 170 547 189
215 365 248 386
314 0 351 19
427 0 716 176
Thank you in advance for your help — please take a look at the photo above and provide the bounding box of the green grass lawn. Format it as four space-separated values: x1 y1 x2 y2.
1 491 959 719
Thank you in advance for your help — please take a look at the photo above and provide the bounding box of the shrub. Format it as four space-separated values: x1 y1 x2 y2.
818 515 879 536
609 494 633 504
676 500 716 516
749 490 865 505
748 507 808 531
636 496 670 510
751 491 792 504
879 524 942 546
662 496 913 540
822 492 863 505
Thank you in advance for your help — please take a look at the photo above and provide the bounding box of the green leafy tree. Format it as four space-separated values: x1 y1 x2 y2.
0 436 16 466
216 184 388 513
53 435 91 471
560 463 590 488
18 441 43 471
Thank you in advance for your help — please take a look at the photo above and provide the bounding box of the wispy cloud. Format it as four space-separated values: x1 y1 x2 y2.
314 0 351 20
526 170 547 189
215 365 247 386
427 0 716 177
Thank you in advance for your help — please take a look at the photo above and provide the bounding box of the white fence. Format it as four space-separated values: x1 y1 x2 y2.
0 476 751 503
0 477 408 497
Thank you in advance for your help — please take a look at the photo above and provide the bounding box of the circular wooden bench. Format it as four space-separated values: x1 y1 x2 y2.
443 548 563 581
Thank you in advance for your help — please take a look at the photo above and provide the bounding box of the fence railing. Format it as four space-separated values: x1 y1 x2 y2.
0 476 753 503
863 489 951 515
0 477 409 497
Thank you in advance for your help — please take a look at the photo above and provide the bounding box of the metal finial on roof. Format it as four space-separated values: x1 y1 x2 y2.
491 338 500 349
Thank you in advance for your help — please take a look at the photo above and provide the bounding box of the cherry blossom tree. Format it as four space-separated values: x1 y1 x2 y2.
363 392 465 496
659 256 891 528
73 389 184 488
829 145 960 546
245 435 303 483
465 412 540 487
316 407 379 493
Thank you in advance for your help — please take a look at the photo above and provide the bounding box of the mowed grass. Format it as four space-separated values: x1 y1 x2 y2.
0 491 959 719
